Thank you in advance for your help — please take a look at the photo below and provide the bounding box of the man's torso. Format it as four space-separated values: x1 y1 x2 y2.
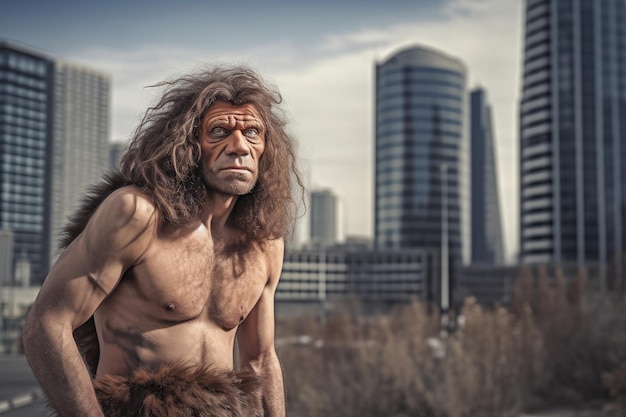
93 203 271 375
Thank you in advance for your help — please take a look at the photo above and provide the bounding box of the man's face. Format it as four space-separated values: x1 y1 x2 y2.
198 101 266 196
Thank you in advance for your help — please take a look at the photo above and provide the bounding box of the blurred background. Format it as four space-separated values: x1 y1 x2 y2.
0 0 625 416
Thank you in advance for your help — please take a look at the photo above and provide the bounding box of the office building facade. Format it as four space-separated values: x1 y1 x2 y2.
277 245 438 316
309 188 338 246
470 87 505 265
0 42 54 283
519 0 626 277
374 45 469 263
0 229 14 285
50 61 110 264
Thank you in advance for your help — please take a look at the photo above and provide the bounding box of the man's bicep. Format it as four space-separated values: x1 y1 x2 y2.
32 235 126 329
238 284 278 363
32 189 155 329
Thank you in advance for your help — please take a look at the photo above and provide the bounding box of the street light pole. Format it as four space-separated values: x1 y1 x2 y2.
441 163 449 332
318 245 327 322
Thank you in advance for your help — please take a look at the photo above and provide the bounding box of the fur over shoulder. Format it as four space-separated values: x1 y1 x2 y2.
58 170 133 252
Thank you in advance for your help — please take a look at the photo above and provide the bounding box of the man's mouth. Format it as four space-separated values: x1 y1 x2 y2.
220 166 252 173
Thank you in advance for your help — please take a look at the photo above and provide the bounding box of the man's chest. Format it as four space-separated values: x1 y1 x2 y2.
127 236 268 329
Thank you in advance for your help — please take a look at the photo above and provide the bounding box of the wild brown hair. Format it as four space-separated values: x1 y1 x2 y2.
119 65 303 245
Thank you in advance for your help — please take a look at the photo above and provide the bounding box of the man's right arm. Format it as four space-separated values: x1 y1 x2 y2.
22 188 156 417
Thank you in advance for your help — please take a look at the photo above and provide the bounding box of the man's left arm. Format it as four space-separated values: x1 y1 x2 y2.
237 238 285 417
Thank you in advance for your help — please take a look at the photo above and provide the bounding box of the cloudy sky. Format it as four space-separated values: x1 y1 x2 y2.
1 0 523 262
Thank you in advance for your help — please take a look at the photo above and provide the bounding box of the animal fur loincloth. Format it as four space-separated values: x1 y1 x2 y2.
93 363 262 417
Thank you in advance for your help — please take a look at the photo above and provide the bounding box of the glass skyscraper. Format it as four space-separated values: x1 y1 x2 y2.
375 45 469 263
0 42 54 283
470 87 504 265
519 0 626 273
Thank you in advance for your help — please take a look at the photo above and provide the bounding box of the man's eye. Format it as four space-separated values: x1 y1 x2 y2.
244 129 262 142
210 127 228 137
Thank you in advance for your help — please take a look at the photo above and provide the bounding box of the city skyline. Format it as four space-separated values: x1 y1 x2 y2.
1 0 523 262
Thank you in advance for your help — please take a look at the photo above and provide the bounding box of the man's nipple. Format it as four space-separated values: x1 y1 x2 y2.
166 302 176 311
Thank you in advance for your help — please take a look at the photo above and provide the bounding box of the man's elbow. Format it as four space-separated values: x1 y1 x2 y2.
21 313 42 358
21 309 58 356
242 348 279 375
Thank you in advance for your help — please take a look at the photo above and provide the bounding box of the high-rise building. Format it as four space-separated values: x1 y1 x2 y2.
109 141 126 171
470 87 504 265
374 45 470 263
310 188 338 246
50 61 110 264
519 0 626 278
0 42 54 284
0 229 14 285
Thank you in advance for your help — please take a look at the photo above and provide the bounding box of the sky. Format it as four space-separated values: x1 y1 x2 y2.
1 0 523 262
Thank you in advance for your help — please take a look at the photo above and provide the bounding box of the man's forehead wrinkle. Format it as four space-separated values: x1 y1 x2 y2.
204 111 264 129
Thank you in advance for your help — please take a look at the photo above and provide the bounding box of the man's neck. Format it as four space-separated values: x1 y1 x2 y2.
201 190 239 231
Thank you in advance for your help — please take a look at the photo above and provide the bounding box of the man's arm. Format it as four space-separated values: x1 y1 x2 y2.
237 238 286 417
22 188 156 417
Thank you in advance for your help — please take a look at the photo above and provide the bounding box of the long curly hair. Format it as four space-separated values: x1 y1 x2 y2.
119 65 303 244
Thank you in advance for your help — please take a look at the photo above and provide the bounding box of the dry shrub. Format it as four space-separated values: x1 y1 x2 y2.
278 265 626 416
279 300 541 417
515 266 626 407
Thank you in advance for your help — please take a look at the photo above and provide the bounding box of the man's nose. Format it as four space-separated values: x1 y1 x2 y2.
225 130 250 156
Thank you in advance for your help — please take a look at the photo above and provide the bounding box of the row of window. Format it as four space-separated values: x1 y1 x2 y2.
1 182 45 195
378 105 461 120
1 129 48 143
0 52 48 76
1 195 45 209
377 93 463 109
1 173 46 186
378 114 462 128
377 65 464 82
2 143 46 159
286 252 430 263
1 152 45 167
0 221 43 233
377 82 464 98
0 212 44 225
1 114 46 130
0 162 45 176
0 83 47 101
1 103 47 121
0 70 47 90
0 95 47 114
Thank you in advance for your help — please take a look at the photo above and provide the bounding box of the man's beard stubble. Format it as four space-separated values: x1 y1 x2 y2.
201 170 257 196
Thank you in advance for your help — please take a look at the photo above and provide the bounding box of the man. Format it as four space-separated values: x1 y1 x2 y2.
22 65 302 417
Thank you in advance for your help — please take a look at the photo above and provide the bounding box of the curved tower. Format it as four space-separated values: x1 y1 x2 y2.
374 45 469 263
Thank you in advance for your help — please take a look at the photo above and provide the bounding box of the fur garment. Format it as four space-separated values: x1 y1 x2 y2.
93 363 262 417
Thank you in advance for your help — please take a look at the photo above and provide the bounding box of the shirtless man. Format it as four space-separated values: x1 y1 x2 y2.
22 66 302 417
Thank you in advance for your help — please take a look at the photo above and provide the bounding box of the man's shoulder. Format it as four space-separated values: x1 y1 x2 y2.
96 185 159 230
262 238 285 279
263 237 284 254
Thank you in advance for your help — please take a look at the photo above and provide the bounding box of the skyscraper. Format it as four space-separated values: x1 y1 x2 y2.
109 141 126 171
0 229 14 285
374 45 469 263
519 0 626 276
50 61 110 264
470 87 504 265
0 42 54 283
310 188 338 246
